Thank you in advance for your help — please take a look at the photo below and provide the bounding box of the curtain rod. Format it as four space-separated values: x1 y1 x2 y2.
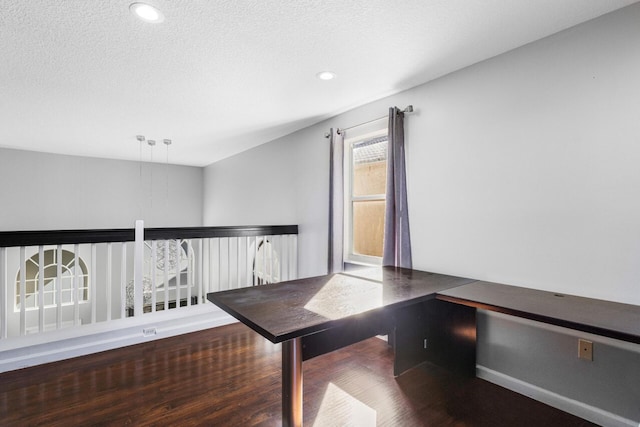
324 105 413 138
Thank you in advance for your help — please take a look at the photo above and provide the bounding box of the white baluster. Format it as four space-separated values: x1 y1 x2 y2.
174 239 181 306
133 220 144 317
245 236 251 288
0 247 7 339
227 237 231 290
216 238 221 292
236 236 241 289
56 245 63 329
91 243 97 324
292 235 298 280
276 235 282 283
73 244 80 326
19 246 26 336
120 242 127 319
282 235 289 282
205 238 212 295
187 239 192 307
197 239 203 304
163 240 169 311
38 245 44 332
262 236 267 284
106 243 112 322
253 236 258 286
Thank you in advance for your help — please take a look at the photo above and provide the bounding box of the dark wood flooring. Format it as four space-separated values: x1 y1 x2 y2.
0 322 597 426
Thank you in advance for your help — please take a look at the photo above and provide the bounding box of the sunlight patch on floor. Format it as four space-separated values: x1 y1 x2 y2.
313 382 376 426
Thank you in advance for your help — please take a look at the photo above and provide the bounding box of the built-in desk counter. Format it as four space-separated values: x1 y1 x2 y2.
437 281 640 345
207 268 640 426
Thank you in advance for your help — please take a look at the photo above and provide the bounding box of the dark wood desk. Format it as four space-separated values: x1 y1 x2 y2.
208 268 640 426
207 267 476 427
437 281 640 344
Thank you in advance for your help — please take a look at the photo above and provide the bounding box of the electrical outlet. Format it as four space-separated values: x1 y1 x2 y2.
578 339 593 361
143 327 157 337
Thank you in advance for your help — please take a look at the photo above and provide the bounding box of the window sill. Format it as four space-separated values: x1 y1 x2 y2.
343 260 379 272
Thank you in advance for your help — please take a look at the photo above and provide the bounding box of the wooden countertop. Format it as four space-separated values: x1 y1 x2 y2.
207 267 475 343
437 281 640 344
208 266 640 345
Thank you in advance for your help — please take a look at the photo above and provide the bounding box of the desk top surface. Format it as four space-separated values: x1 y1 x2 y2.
438 281 640 344
207 267 475 343
207 267 640 345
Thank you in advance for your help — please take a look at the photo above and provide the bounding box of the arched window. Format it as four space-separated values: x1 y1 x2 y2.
253 239 280 285
15 249 89 310
125 239 193 309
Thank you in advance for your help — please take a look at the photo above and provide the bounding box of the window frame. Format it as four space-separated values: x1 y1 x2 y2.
15 248 90 312
343 126 388 266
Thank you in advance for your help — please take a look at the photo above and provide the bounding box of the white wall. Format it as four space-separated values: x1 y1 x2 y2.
205 3 640 305
0 147 214 372
0 148 203 230
406 6 640 306
203 137 298 226
203 4 640 424
203 124 329 279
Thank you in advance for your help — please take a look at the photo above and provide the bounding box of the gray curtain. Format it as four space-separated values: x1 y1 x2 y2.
328 128 344 274
383 107 412 268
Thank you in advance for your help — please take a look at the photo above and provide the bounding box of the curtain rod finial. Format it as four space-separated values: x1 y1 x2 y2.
403 105 413 113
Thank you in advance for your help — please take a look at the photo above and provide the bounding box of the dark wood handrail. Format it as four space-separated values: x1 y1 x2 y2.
0 225 298 247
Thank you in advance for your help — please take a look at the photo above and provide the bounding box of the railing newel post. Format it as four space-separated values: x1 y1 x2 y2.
134 220 144 318
151 240 157 313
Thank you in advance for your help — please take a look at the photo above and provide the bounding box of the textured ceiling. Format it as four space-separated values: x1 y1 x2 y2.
1 0 638 166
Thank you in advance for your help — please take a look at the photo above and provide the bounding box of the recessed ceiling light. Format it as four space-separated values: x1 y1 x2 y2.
130 3 165 23
316 71 336 81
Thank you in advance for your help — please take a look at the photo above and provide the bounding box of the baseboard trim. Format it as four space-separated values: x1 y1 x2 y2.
0 306 238 373
477 365 639 427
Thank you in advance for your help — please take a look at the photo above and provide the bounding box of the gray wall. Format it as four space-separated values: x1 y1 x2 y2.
0 148 203 230
477 310 640 424
203 125 329 279
406 6 640 306
203 4 640 424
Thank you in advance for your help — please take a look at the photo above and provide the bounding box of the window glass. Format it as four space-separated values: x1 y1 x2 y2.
344 124 388 265
352 200 385 257
15 249 89 311
352 137 387 197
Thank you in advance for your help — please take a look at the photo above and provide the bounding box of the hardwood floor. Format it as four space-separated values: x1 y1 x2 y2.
0 323 596 426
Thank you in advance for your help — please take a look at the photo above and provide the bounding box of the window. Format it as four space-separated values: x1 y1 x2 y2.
344 125 388 265
126 239 193 309
252 238 280 285
15 248 89 311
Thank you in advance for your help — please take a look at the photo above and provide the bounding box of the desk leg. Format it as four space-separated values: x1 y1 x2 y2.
282 337 303 427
